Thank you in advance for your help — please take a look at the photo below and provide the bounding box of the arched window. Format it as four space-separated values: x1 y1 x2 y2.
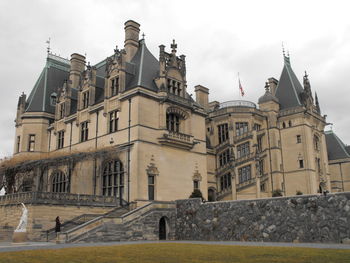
166 113 180 132
52 171 68 193
282 122 286 128
102 160 124 197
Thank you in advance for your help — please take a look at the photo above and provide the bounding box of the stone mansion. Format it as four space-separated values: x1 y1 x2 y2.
1 20 349 205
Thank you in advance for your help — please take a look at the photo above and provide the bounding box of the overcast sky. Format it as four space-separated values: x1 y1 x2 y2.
0 0 349 158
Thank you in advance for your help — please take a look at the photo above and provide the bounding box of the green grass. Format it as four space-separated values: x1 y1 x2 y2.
0 243 349 263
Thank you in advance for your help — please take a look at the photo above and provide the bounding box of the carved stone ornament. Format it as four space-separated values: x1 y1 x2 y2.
192 162 202 181
146 155 159 176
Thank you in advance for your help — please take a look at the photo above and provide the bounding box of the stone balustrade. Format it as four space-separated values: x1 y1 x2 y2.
0 192 122 207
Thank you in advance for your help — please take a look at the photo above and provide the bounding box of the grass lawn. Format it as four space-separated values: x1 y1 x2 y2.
0 243 349 263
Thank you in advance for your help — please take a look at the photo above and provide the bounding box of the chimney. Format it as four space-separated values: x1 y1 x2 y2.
69 53 86 89
195 85 209 109
268 77 278 96
124 20 140 62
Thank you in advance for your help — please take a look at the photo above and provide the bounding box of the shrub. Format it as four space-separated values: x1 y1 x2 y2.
189 189 203 199
272 189 283 197
296 190 303 195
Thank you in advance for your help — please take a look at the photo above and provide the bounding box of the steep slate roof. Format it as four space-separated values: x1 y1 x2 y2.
325 130 350 160
126 39 159 92
26 55 70 114
275 56 304 110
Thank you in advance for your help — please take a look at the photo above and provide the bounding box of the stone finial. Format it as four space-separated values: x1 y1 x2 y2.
171 39 177 54
265 82 270 92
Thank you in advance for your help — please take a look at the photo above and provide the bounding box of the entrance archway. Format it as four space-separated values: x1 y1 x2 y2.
159 217 167 240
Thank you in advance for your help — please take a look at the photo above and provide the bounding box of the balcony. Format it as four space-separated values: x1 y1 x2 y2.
166 93 193 108
158 130 194 150
237 177 256 191
233 130 253 143
216 160 234 175
234 152 255 166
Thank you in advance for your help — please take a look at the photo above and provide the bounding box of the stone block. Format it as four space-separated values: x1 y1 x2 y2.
12 231 27 243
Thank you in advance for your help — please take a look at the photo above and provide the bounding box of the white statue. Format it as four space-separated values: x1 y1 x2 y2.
15 203 28 233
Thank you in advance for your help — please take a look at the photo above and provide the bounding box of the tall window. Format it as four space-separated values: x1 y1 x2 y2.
102 160 124 197
167 79 181 96
238 165 251 184
16 136 20 153
299 159 304 168
82 91 89 109
237 142 250 158
80 121 89 142
193 180 200 190
148 175 155 200
59 103 65 119
296 135 301 143
235 122 248 136
166 113 180 132
111 77 119 97
28 134 35 152
220 173 231 191
57 130 64 149
254 123 261 131
109 111 119 133
257 136 263 153
52 171 68 193
218 123 229 144
258 159 264 176
219 149 230 167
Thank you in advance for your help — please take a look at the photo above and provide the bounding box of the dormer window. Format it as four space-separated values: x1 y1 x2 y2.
167 79 181 96
82 91 89 109
111 77 119 97
50 92 57 106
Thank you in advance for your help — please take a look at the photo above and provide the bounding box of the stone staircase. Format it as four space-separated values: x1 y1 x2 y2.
57 201 176 243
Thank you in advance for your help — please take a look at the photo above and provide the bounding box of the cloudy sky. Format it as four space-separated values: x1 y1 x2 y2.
0 0 349 158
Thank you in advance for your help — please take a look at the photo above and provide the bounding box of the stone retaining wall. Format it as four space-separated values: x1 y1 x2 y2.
175 192 350 243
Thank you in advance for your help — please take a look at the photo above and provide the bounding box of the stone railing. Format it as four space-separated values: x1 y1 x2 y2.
234 152 255 165
216 160 234 175
166 93 193 107
236 177 256 191
0 192 123 207
167 131 192 142
159 131 194 150
233 130 253 143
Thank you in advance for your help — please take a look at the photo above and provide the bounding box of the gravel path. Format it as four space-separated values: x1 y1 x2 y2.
0 240 349 253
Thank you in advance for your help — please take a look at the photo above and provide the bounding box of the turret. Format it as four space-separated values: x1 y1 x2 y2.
69 53 86 90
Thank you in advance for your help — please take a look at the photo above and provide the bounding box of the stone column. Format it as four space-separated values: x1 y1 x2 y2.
231 174 237 200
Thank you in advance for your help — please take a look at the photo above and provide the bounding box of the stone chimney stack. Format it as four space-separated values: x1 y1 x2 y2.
124 20 140 62
69 53 86 89
268 77 278 96
195 85 209 109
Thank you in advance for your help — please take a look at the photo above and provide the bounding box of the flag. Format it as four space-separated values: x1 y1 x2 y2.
239 78 245 97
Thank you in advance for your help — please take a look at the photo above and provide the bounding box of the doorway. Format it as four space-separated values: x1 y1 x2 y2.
159 217 167 240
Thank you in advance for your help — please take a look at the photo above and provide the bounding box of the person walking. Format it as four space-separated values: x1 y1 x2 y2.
55 216 61 242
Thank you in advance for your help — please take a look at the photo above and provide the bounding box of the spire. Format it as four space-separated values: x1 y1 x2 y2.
315 92 321 114
275 51 303 109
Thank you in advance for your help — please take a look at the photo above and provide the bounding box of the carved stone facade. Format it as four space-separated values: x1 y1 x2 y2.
1 19 347 208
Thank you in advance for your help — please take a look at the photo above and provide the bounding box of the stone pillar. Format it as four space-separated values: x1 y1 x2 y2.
231 174 237 200
256 176 261 198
